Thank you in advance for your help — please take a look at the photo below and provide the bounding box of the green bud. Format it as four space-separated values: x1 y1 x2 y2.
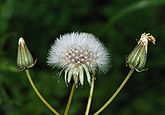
17 37 36 71
126 33 155 72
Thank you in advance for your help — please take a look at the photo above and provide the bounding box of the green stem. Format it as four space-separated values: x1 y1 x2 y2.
25 70 60 115
93 69 134 115
85 77 95 115
64 83 75 115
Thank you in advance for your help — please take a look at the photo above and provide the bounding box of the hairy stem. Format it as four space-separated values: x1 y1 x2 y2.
25 70 60 115
93 69 134 115
64 83 75 115
85 77 95 115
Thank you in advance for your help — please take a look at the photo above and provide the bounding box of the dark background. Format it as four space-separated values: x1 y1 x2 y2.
0 0 165 115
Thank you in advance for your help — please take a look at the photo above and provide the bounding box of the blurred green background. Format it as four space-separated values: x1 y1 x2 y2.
0 0 165 115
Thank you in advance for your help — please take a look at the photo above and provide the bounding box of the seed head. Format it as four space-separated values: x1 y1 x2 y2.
47 32 109 86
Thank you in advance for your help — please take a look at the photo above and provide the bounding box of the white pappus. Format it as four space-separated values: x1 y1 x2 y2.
47 32 109 87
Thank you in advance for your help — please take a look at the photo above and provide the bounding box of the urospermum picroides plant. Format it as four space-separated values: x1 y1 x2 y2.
17 32 156 115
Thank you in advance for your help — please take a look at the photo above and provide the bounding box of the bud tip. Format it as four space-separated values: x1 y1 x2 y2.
18 37 25 45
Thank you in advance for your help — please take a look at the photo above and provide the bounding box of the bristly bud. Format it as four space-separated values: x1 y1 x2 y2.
126 33 156 72
17 37 36 71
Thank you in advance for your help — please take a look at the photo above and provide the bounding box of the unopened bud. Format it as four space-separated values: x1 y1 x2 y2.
17 37 36 71
126 33 156 72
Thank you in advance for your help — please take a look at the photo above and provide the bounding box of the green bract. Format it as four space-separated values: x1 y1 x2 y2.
126 33 155 72
17 37 36 71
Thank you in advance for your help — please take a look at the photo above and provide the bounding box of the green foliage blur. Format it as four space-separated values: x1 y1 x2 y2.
0 0 165 114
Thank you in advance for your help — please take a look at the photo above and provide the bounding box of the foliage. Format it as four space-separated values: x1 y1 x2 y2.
0 0 165 114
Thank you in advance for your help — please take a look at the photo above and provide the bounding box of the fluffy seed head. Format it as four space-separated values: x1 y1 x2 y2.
47 32 109 86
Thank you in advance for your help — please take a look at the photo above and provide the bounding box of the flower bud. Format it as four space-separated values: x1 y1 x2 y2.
126 33 156 72
17 37 36 71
